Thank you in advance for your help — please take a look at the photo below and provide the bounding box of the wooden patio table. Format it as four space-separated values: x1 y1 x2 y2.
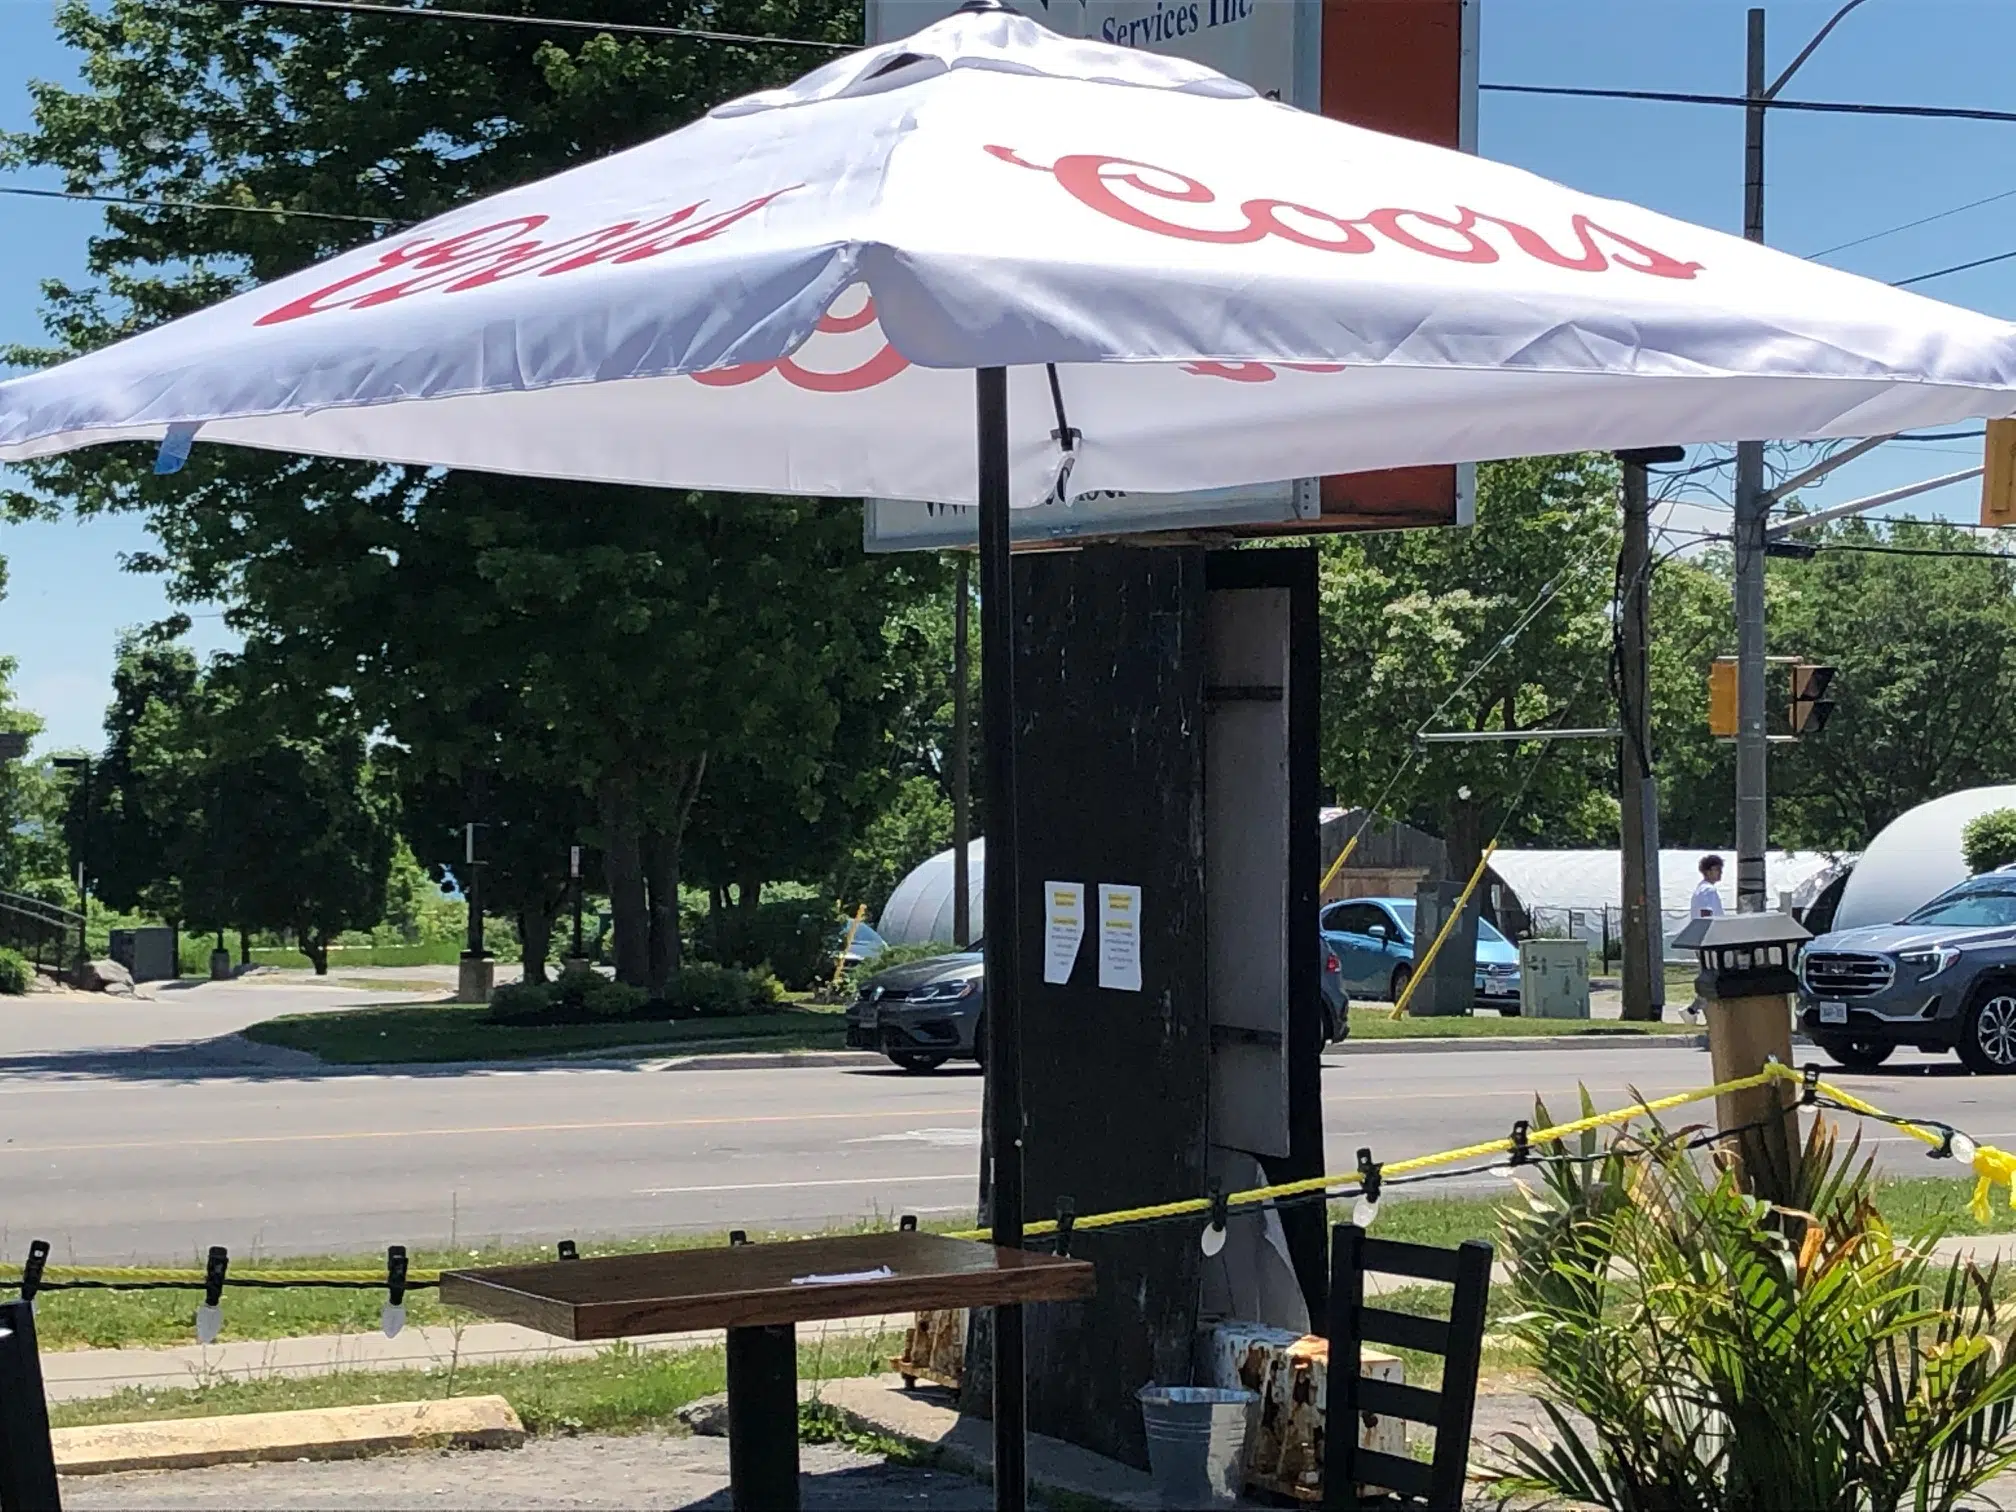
442 1228 1094 1511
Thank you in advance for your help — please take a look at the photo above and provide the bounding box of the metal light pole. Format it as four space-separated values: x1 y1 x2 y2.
975 366 1027 1511
570 844 585 962
1734 0 1874 913
1733 7 1770 913
952 553 972 948
52 756 91 978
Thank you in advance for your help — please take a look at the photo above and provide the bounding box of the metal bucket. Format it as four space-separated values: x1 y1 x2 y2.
1137 1384 1258 1508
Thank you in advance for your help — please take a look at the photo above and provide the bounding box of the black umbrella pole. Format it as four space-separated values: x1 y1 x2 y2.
975 365 1027 1512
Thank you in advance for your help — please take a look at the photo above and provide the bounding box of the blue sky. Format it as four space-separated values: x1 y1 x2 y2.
5 0 2016 751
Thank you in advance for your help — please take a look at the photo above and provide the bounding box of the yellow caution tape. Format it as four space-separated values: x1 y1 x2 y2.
28 1067 2004 1283
1763 1064 2016 1226
945 1068 1782 1241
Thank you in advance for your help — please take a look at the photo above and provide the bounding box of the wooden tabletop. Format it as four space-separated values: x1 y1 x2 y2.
439 1230 1095 1340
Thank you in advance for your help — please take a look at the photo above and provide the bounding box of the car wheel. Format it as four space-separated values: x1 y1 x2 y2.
972 1015 986 1069
1958 985 2016 1075
1813 1034 1895 1072
888 1052 949 1074
1389 964 1413 1005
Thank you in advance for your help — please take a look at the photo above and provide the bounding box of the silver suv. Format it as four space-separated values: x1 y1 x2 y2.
1798 867 2016 1074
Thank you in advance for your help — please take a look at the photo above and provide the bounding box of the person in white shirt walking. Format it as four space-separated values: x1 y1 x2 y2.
1685 855 1726 1020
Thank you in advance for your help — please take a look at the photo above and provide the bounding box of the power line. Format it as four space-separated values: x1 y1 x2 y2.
0 181 402 226
1892 247 2016 288
1807 187 2016 261
1480 81 2016 125
205 0 850 49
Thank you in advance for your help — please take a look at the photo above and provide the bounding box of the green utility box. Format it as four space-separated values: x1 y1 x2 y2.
1519 939 1591 1019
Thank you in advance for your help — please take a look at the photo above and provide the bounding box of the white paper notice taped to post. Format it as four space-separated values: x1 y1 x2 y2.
1043 881 1086 985
1098 883 1144 992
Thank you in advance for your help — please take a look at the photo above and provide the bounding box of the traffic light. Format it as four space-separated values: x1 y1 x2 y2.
1708 657 1737 737
1789 662 1836 737
1984 419 2016 528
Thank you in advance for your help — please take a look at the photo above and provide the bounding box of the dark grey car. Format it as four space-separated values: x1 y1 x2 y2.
845 950 984 1073
847 940 1346 1073
1797 868 2016 1074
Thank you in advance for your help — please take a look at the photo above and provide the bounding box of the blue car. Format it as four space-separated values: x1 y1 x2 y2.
1320 897 1524 1012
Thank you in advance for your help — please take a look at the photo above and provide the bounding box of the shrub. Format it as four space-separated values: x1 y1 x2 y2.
485 981 554 1025
1487 1100 2016 1509
695 899 844 991
660 962 784 1018
0 948 30 996
580 978 650 1020
1963 807 2016 875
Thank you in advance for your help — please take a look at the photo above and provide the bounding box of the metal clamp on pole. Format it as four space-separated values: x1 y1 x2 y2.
17 1242 47 1307
1200 1182 1229 1257
196 1247 229 1344
382 1245 409 1338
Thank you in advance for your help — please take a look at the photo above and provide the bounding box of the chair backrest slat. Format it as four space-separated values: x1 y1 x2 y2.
1359 1235 1463 1284
1322 1224 1493 1512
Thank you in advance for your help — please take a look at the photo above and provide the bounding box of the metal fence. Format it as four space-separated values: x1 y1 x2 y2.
1520 905 1704 970
0 892 79 980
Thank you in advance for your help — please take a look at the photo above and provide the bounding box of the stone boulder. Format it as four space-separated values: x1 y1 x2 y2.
674 1393 729 1437
77 958 136 996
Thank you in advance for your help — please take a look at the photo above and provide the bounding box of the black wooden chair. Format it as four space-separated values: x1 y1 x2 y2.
1322 1224 1493 1510
0 1299 60 1511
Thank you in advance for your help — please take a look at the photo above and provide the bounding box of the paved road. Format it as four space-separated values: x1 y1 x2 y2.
0 983 2000 1262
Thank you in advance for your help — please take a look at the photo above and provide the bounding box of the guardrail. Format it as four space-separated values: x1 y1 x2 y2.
0 891 81 977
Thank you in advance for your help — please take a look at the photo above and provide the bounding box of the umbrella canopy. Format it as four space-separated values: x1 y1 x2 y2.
5 6 2016 504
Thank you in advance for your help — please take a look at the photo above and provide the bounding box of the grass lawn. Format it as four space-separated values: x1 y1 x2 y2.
45 1330 904 1434
242 999 848 1064
1348 1008 1695 1040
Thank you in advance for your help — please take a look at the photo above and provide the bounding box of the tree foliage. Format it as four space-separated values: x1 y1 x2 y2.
1319 454 1622 881
64 637 397 971
1963 809 2016 876
1649 519 2016 853
4 0 951 987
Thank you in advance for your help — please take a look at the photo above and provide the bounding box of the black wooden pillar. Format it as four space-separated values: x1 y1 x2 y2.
1011 544 1212 1468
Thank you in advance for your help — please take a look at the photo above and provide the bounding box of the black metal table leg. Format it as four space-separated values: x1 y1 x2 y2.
726 1323 798 1512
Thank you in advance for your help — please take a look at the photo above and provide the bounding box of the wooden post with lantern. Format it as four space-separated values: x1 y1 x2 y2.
1672 912 1813 1204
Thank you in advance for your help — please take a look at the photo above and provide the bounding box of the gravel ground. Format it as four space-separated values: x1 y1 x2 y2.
60 1434 999 1511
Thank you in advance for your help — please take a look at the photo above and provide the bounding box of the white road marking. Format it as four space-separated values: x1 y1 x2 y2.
633 1173 973 1197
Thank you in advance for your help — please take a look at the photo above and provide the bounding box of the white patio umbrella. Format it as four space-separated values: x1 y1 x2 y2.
7 7 2016 1501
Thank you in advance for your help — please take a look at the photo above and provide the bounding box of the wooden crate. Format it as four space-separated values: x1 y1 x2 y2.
893 1308 968 1391
1206 1322 1406 1503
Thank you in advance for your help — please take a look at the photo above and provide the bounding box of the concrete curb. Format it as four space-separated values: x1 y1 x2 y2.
52 1395 525 1476
1331 1032 1708 1057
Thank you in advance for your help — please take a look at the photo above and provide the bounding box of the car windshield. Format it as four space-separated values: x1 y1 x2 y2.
1903 886 2016 929
1387 902 1509 945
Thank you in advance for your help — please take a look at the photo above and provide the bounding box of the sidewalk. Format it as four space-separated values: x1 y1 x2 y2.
40 1315 911 1403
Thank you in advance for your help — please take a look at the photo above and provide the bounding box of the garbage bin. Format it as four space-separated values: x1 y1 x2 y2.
1519 938 1591 1019
1137 1384 1256 1507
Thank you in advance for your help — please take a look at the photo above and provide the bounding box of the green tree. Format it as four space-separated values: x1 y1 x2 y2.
393 761 591 983
1644 519 2016 855
184 667 398 973
1770 518 2016 851
4 0 948 995
1319 454 1623 883
62 628 210 923
1963 809 2016 875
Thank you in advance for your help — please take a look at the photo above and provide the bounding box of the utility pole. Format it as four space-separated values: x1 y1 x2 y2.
1615 450 1677 1019
952 553 972 946
1732 5 1771 915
